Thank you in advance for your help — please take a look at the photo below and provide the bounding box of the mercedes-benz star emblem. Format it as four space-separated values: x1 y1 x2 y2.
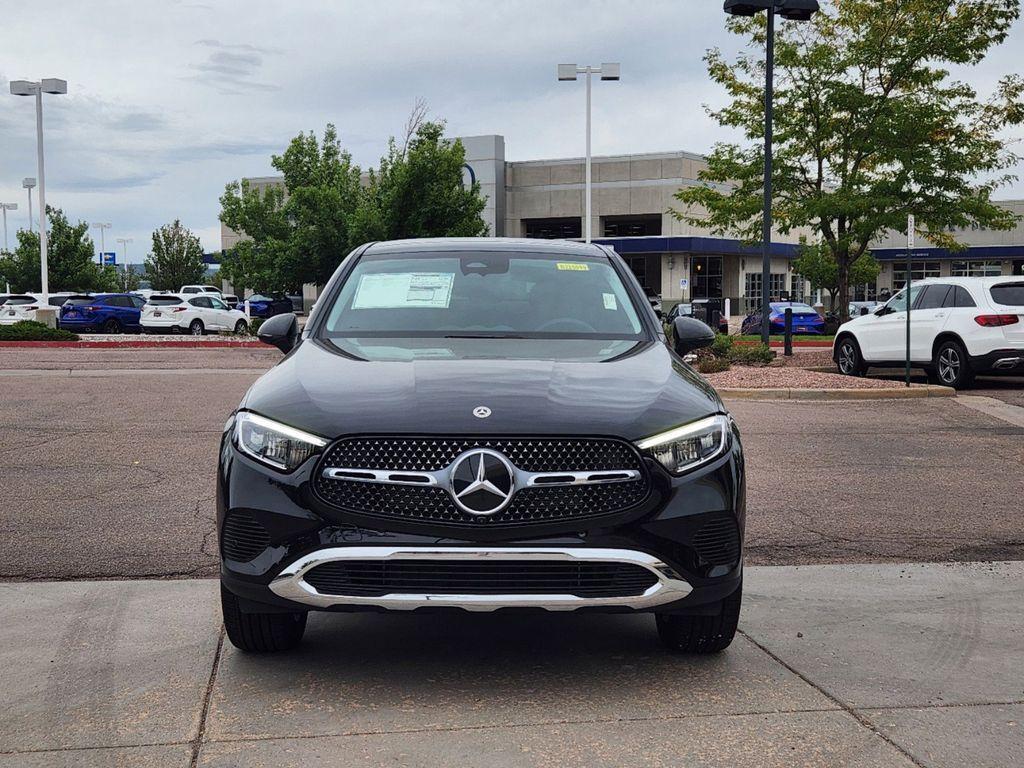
449 449 515 515
473 406 491 419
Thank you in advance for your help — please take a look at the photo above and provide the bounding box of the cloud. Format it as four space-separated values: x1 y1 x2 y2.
107 112 168 132
188 38 282 93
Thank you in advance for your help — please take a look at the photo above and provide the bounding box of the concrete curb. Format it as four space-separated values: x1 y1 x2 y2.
719 384 955 400
0 339 264 348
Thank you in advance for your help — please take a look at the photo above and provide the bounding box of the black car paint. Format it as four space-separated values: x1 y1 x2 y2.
219 239 744 616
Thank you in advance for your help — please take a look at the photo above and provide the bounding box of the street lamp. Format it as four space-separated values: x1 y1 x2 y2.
116 237 133 290
1 203 17 252
10 78 67 303
22 178 36 233
557 62 620 243
92 222 112 265
724 0 819 344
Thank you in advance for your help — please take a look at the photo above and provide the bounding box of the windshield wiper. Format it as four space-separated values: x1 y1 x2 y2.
443 333 526 339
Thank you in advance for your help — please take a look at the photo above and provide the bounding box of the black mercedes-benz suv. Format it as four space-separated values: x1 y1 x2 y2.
218 238 744 654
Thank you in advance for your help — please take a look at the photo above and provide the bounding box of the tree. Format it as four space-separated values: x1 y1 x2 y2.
792 241 880 308
672 0 1024 320
219 124 361 293
0 207 116 292
144 219 208 291
218 111 489 293
351 120 489 243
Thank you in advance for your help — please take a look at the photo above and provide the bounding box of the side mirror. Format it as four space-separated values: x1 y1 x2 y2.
671 316 716 356
860 307 869 316
258 312 298 354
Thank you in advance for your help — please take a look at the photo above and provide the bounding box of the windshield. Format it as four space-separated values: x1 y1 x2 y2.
320 251 645 340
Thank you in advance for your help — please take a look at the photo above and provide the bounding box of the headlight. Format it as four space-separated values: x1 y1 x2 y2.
234 411 328 472
635 414 730 475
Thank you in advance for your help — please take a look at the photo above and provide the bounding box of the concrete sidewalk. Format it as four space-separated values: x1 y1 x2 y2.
1 562 1021 767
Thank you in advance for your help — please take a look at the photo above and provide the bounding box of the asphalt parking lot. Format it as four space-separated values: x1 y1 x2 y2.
1 347 1022 579
2 347 1023 767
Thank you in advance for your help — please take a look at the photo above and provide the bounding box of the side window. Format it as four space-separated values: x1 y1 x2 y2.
115 296 133 308
210 297 228 310
916 285 950 310
130 296 146 309
183 287 198 294
189 297 209 308
952 286 977 308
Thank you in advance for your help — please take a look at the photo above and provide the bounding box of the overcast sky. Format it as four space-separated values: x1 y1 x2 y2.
1 0 1021 261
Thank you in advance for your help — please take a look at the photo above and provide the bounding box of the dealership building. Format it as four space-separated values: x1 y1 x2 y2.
221 134 1024 311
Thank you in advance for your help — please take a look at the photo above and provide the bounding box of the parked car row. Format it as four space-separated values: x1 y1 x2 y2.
0 285 298 335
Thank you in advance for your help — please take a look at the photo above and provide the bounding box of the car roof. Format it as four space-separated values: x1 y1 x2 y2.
363 237 611 257
909 276 1023 287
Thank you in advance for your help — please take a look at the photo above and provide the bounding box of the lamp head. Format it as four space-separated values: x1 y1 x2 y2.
600 63 620 81
40 78 68 95
557 64 578 81
23 177 36 189
723 0 772 16
778 0 819 20
10 80 37 96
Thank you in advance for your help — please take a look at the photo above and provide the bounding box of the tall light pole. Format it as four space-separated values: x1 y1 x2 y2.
23 178 36 233
92 222 111 265
1 203 17 252
10 78 67 303
724 1 818 344
558 62 620 243
116 237 133 290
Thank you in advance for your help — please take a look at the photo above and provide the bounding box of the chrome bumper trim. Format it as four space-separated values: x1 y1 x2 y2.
320 466 642 489
268 546 693 612
993 357 1022 369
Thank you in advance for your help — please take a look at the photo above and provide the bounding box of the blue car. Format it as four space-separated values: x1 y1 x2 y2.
741 302 826 335
59 293 146 333
244 293 294 319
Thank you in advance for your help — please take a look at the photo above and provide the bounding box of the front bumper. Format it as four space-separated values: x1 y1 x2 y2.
217 428 745 616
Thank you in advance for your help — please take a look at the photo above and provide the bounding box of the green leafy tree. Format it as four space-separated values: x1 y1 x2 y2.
144 219 208 291
672 0 1024 320
219 112 488 293
352 120 489 243
792 241 880 308
0 207 116 292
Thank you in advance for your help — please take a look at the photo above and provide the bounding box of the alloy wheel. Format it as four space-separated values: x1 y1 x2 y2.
838 342 856 374
938 347 960 384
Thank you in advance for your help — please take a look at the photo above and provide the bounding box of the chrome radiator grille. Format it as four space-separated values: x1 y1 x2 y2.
313 437 649 526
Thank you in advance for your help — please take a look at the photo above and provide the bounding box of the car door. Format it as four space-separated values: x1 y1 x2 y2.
188 296 213 329
910 284 952 361
126 295 146 328
858 285 924 361
208 295 232 330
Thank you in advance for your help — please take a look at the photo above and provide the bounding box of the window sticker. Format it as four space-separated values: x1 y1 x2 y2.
602 292 618 310
556 262 589 271
352 273 455 309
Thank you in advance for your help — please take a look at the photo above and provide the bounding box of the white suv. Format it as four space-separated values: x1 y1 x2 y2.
141 294 249 335
834 276 1024 388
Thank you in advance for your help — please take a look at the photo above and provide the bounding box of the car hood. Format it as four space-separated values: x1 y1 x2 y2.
241 338 723 441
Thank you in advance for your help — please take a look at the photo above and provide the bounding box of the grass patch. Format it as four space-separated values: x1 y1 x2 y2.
0 320 80 341
735 334 835 343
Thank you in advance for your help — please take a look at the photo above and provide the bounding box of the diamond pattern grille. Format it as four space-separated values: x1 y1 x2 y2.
314 437 649 526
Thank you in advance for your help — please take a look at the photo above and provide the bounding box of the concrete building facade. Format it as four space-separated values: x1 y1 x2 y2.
221 134 1024 311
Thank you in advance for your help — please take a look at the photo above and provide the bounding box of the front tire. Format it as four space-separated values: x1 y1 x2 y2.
656 579 742 654
835 336 866 377
233 320 248 334
102 318 122 334
221 585 307 653
933 339 974 389
188 319 205 336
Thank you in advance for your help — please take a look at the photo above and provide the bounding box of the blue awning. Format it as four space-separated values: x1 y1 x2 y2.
593 236 802 258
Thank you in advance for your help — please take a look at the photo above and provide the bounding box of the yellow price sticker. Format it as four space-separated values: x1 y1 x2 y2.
556 262 589 271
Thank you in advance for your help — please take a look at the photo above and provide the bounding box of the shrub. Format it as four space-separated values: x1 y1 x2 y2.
710 333 734 359
248 317 263 335
0 320 79 342
697 357 732 374
728 343 775 366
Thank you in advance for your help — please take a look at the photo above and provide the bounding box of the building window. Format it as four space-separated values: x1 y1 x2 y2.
523 217 581 239
602 215 662 237
744 273 788 311
951 260 1002 277
892 261 940 288
691 256 723 299
624 254 662 295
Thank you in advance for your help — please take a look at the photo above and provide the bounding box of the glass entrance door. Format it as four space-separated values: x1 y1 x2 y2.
691 256 723 298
